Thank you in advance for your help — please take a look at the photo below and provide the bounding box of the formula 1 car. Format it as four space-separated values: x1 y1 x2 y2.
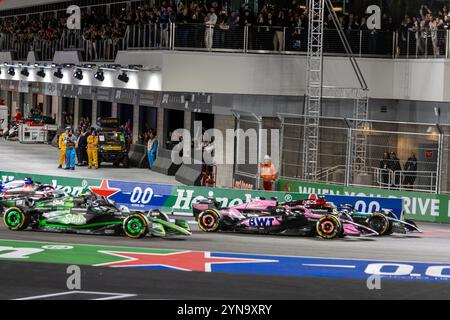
0 178 54 194
192 197 378 239
278 196 421 236
2 193 191 239
337 204 422 235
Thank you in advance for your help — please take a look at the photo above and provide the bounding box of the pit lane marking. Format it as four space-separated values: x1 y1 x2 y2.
14 290 137 300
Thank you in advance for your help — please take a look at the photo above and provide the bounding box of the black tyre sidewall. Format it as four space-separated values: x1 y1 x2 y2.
3 207 28 231
123 213 149 239
368 213 391 235
198 209 221 232
316 215 342 239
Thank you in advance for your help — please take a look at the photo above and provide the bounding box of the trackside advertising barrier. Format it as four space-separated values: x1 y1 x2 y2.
0 171 402 218
277 179 450 223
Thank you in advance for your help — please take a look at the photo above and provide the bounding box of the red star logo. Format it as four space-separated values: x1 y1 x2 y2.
96 250 277 272
89 180 120 198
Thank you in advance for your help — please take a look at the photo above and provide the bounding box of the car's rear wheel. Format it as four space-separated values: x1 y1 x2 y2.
3 207 29 231
198 209 221 232
123 213 149 239
367 213 392 235
316 215 342 239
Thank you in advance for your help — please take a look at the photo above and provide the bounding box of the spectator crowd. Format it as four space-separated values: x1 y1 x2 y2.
1 1 450 57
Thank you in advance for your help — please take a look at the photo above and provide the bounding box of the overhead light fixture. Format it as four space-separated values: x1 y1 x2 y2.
54 68 63 79
73 69 83 80
94 70 104 82
21 68 29 77
37 69 46 78
117 71 129 83
8 67 15 76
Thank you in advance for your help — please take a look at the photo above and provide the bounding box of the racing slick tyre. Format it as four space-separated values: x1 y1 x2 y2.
316 215 342 239
367 213 392 235
198 209 221 232
3 207 29 231
123 213 149 239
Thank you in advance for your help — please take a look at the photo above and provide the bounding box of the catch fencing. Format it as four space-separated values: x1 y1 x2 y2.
278 116 441 193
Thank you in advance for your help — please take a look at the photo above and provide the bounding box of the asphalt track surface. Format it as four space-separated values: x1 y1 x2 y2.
2 141 450 299
2 222 450 300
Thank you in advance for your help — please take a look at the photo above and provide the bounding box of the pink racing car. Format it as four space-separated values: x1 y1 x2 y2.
192 198 378 239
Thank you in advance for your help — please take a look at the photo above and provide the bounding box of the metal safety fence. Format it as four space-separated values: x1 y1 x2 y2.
4 23 450 62
277 115 442 193
233 111 262 190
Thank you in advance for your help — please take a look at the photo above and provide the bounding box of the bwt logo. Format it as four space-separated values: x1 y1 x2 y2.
67 5 81 30
248 217 275 228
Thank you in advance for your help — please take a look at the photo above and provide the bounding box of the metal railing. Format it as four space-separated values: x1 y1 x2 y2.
373 168 436 192
396 30 449 58
3 23 450 61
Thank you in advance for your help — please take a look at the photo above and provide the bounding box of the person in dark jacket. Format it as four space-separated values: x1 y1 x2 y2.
76 129 88 166
379 152 391 186
403 152 418 188
390 151 402 187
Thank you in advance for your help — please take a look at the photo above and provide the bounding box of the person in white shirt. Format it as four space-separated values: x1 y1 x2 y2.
205 7 217 50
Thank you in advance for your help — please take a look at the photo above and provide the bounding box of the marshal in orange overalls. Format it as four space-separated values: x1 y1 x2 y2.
260 156 277 191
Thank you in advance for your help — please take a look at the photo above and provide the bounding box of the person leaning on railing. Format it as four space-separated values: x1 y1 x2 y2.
390 152 402 187
403 153 418 189
204 7 217 50
176 7 191 48
273 10 287 52
239 9 255 50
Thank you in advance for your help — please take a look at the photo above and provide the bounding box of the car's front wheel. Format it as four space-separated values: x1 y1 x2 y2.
123 213 149 239
367 213 392 235
316 215 342 239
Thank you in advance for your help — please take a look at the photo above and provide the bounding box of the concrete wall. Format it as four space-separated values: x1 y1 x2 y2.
116 51 450 102
4 51 450 102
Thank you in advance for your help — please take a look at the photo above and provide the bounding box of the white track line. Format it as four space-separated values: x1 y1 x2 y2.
15 290 137 300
